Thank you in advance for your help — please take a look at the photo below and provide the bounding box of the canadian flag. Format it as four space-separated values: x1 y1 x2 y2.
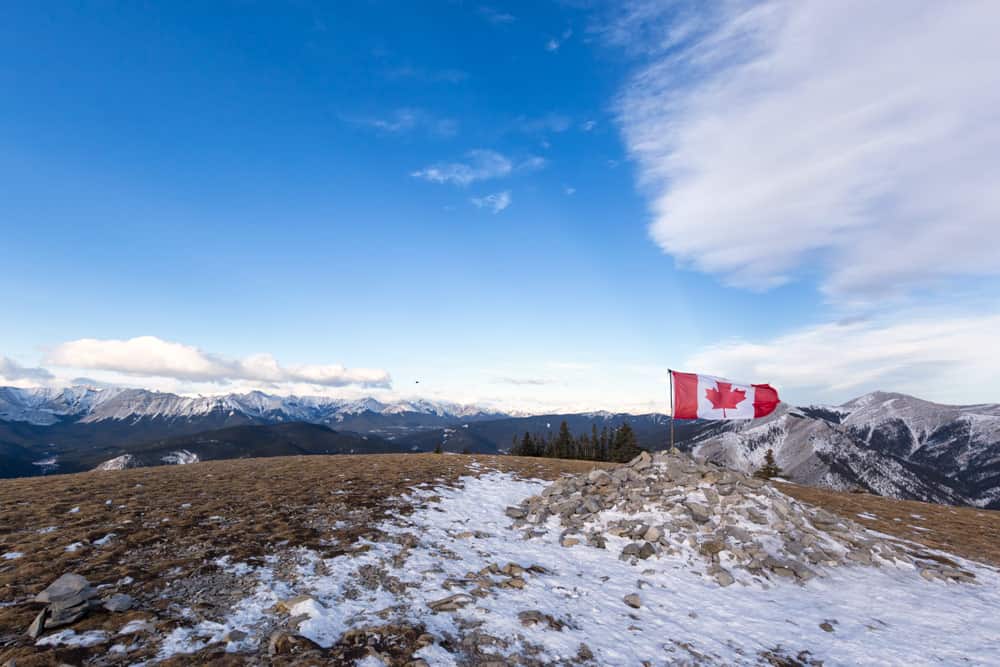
670 370 780 420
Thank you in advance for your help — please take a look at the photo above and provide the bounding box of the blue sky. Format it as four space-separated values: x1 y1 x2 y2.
2 1 999 412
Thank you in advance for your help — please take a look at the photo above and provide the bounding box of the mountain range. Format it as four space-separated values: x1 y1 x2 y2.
1 385 998 509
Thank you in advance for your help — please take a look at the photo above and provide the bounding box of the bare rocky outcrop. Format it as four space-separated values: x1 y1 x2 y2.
509 451 977 586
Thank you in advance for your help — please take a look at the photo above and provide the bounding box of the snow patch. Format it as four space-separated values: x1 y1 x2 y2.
162 450 199 465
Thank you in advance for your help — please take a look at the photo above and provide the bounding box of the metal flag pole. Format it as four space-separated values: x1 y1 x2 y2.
668 369 675 452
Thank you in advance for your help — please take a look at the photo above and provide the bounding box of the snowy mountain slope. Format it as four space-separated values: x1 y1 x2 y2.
0 386 124 425
686 393 1000 508
0 386 506 426
3 386 999 508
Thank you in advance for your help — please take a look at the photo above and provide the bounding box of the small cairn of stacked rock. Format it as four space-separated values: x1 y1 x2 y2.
506 451 975 587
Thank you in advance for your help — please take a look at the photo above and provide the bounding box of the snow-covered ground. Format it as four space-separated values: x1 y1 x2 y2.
154 471 1000 665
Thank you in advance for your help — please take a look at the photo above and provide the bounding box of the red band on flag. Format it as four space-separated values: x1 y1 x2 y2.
752 384 779 418
671 371 699 419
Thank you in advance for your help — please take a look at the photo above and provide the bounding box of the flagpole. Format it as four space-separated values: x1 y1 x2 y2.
668 369 675 452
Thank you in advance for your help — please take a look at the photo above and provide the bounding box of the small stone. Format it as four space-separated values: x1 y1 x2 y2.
102 593 134 613
621 542 643 559
276 594 314 614
518 610 544 626
26 609 48 639
623 593 641 609
685 502 711 524
588 469 612 485
700 539 725 555
638 542 656 559
225 629 248 642
582 497 603 514
268 631 322 656
642 526 662 542
629 451 653 470
819 621 835 633
715 569 735 587
428 594 475 612
505 507 527 519
561 537 580 548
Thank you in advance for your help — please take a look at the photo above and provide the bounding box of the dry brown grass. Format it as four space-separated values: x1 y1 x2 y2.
1 454 998 665
778 480 1000 567
0 454 605 665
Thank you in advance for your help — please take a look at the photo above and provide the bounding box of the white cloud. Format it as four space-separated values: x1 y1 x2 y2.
517 156 547 171
617 0 1000 299
356 108 458 137
564 186 576 195
470 191 511 213
684 313 1000 405
412 149 512 186
0 356 53 382
518 113 572 134
546 28 574 52
479 7 516 25
580 120 597 132
45 336 391 389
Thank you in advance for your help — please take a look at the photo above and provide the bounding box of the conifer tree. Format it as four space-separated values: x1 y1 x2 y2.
554 421 573 459
520 431 535 457
610 422 642 463
754 448 783 479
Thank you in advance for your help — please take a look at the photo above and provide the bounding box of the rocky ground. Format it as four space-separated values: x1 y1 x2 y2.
1 453 999 665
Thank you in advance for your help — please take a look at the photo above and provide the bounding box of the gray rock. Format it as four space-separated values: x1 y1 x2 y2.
505 507 527 519
623 593 641 609
45 597 91 628
638 542 657 559
582 497 603 514
685 502 711 524
588 469 612 486
428 594 475 612
714 569 735 587
26 609 48 639
620 542 644 558
34 573 96 605
102 593 134 613
629 451 653 470
225 629 249 642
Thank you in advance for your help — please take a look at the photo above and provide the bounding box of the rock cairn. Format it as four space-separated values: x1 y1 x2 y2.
507 451 975 586
26 573 134 639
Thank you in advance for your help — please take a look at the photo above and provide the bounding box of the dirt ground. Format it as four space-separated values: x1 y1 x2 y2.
1 454 998 665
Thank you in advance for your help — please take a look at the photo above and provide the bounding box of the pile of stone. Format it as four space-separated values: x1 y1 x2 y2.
26 573 134 639
507 451 975 587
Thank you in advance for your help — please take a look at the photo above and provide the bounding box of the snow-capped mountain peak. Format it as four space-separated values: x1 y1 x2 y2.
0 385 507 426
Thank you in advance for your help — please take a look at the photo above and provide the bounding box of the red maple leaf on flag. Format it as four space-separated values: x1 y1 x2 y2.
705 381 746 417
